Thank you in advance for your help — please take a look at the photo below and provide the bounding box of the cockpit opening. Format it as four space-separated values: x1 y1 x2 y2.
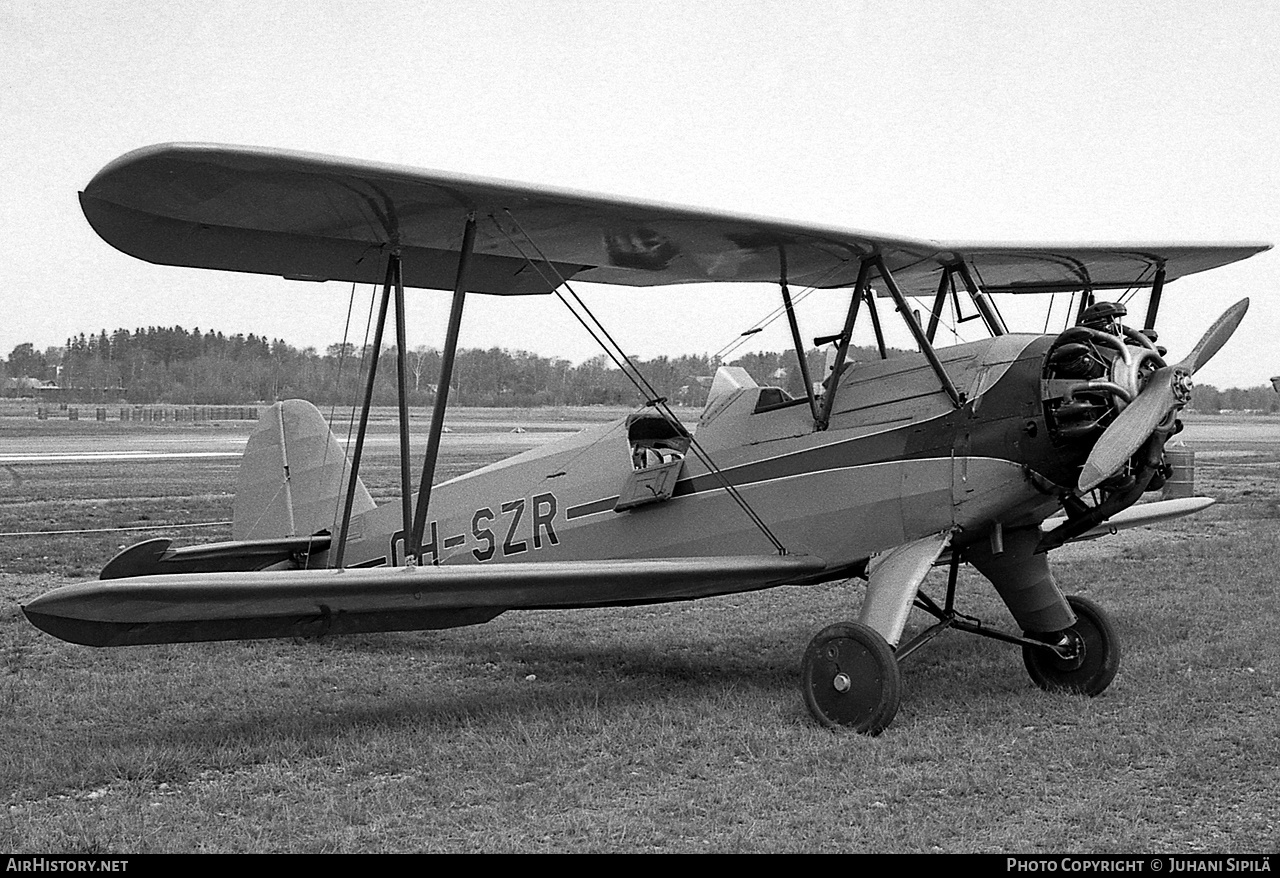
615 411 691 512
626 411 690 470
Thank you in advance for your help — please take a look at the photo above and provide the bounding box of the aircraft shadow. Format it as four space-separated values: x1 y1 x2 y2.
112 619 1020 751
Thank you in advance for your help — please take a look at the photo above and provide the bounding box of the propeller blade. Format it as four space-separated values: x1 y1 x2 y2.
1077 298 1250 493
1078 367 1177 492
1175 297 1249 374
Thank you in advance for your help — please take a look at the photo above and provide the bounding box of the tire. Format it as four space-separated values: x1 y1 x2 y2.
1022 595 1120 696
801 621 901 734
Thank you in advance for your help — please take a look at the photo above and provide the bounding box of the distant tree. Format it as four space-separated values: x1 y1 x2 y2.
7 343 47 381
1192 385 1222 413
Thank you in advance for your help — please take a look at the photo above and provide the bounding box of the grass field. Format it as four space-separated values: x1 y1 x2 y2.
0 408 1276 852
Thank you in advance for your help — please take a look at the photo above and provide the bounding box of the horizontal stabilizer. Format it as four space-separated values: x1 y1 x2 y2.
24 554 826 647
100 536 332 580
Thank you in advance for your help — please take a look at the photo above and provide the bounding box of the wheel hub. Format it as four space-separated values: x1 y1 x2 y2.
1022 595 1121 697
802 621 902 734
1050 629 1086 668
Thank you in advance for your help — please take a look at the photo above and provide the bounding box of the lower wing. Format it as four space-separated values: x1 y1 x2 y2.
24 554 825 647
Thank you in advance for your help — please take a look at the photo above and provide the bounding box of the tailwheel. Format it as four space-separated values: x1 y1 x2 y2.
1022 595 1120 696
802 621 901 734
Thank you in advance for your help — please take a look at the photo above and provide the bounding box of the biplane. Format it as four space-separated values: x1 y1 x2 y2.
22 143 1269 734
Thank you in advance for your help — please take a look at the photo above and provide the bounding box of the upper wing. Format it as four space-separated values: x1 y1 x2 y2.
920 244 1270 296
81 143 1270 297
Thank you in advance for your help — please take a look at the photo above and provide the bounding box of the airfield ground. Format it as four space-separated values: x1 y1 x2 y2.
0 406 1276 852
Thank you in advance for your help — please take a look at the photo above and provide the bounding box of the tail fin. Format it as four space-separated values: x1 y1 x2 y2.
232 400 375 540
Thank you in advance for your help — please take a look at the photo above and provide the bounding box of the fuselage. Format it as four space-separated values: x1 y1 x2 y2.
340 333 1080 591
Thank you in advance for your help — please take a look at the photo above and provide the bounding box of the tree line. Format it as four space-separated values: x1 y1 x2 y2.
2 326 1276 411
0 326 828 408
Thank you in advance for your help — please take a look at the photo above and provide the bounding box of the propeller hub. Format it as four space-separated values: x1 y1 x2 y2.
1172 369 1193 404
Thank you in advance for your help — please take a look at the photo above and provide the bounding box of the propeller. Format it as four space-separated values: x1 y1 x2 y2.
1077 298 1249 492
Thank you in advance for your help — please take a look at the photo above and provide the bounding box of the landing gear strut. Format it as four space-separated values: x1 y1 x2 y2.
801 621 900 734
800 554 1123 732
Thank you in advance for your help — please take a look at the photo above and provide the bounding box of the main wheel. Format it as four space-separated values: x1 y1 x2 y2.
1022 595 1120 696
801 621 901 734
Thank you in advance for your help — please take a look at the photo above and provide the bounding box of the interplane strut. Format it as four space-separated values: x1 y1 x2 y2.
410 215 478 562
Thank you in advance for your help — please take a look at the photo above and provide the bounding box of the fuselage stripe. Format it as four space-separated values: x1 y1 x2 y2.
566 497 618 519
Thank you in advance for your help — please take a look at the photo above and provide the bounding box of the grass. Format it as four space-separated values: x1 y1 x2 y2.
0 412 1277 852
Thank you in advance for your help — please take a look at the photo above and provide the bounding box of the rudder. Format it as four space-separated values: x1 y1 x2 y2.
232 400 376 540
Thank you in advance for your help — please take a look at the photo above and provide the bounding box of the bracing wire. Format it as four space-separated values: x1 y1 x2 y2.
1044 294 1058 335
325 280 378 540
220 278 370 562
493 212 788 555
1116 263 1157 312
343 283 380 452
309 278 370 560
711 266 842 363
913 291 975 347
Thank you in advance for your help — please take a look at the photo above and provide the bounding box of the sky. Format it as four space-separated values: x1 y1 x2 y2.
3 0 1278 388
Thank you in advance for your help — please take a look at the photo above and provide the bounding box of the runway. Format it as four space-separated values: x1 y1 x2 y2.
0 451 242 464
